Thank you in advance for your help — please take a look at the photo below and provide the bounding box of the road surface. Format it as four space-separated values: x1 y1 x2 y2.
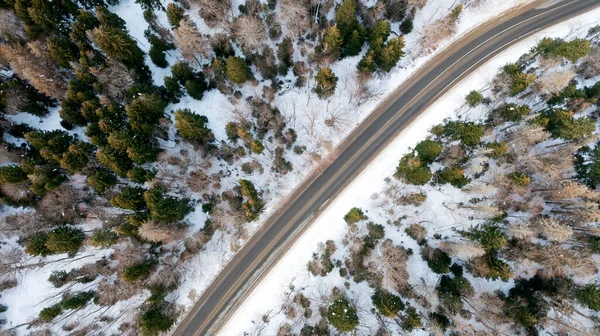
173 0 600 334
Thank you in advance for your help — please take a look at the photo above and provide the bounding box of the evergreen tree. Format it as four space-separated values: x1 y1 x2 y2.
465 90 484 107
47 36 79 69
344 25 367 56
110 186 147 210
239 179 264 221
276 37 294 75
536 37 591 62
139 305 174 336
375 36 405 72
125 94 165 136
249 139 264 154
372 289 405 317
25 233 51 256
435 166 469 188
462 224 507 252
96 145 133 176
401 307 422 331
335 0 358 42
88 228 119 248
0 165 28 184
323 26 343 58
414 140 442 164
314 67 338 99
46 226 85 255
39 305 62 321
344 207 365 224
127 166 156 184
143 186 192 223
328 297 359 332
226 56 251 84
400 18 413 34
575 284 600 310
25 130 73 164
61 291 95 310
166 3 184 28
422 247 451 274
60 141 93 173
122 261 154 282
395 153 432 185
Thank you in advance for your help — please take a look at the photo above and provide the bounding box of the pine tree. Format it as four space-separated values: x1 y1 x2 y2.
314 67 338 99
122 261 154 282
414 140 442 164
344 207 364 224
344 25 366 56
323 26 343 58
465 90 484 107
45 226 86 255
335 0 358 41
87 168 118 194
139 305 174 335
127 166 156 184
0 165 28 184
96 145 133 176
110 186 147 211
125 94 165 136
328 297 359 332
143 186 192 223
372 289 405 317
25 233 51 256
226 56 251 84
60 141 93 174
47 36 79 69
166 3 184 28
575 284 600 310
24 130 73 164
88 228 119 248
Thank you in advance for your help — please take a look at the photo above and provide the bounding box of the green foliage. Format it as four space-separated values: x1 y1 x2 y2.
575 284 600 310
61 291 95 310
123 261 154 282
494 103 531 123
174 109 215 147
401 306 422 332
540 108 595 141
444 121 485 147
314 67 338 99
508 171 531 187
276 38 294 75
335 0 359 45
147 283 175 303
372 289 405 317
468 253 512 281
400 18 413 34
501 63 536 96
125 94 165 136
239 179 264 221
96 145 133 176
344 25 367 57
60 141 93 174
88 229 119 248
249 139 264 154
39 305 62 321
535 37 591 62
170 61 207 100
110 186 147 211
25 233 51 256
328 297 359 332
166 3 184 28
0 165 28 184
344 207 365 224
46 226 86 255
590 236 600 252
144 186 192 223
127 167 156 184
25 130 73 164
422 247 451 274
505 277 550 328
47 36 79 68
437 274 473 314
465 90 484 107
435 166 469 188
139 305 174 336
395 154 432 185
323 26 343 58
92 24 145 71
463 224 507 251
358 20 405 73
576 142 600 189
148 34 173 68
226 56 251 84
487 141 508 159
0 77 54 117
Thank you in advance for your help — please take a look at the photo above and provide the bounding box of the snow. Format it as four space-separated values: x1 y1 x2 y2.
218 6 600 336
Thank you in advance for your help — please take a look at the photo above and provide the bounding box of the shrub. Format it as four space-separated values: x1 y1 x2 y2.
465 90 483 107
508 171 531 187
422 247 451 274
139 305 174 336
314 67 338 98
123 261 154 282
226 56 251 84
414 140 442 164
39 305 62 321
46 226 85 255
435 166 469 188
328 297 359 332
468 253 512 281
372 289 404 317
344 207 365 224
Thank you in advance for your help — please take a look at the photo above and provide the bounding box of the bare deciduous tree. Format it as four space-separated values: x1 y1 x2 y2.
379 239 409 291
192 0 232 27
173 19 211 65
279 0 310 37
0 41 68 98
578 47 600 79
89 60 135 103
139 221 187 243
0 9 26 41
534 68 575 95
234 16 266 52
535 217 573 243
442 241 486 260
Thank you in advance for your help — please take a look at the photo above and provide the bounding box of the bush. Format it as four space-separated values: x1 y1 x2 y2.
468 253 512 281
508 171 531 187
39 305 62 321
314 67 338 99
414 140 442 164
328 297 359 332
344 207 365 224
422 247 451 274
435 166 469 188
139 305 174 336
123 261 154 282
226 56 251 84
465 90 483 107
372 289 404 317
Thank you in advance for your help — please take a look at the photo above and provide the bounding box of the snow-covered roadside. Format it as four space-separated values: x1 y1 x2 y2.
219 6 600 336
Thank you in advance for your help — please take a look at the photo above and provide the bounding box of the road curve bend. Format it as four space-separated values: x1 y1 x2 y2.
173 0 600 335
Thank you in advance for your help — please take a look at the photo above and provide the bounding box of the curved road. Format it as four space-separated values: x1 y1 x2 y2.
174 0 600 335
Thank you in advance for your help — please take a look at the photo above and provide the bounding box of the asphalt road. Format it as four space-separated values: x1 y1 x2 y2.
173 0 600 335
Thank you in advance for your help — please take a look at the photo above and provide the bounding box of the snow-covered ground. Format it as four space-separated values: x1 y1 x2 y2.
219 6 600 336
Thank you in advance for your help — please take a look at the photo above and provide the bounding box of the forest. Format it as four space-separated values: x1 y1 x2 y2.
0 0 450 334
239 29 600 335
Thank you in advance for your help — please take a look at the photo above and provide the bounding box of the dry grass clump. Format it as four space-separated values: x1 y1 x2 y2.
95 278 140 306
139 220 187 243
442 241 486 260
